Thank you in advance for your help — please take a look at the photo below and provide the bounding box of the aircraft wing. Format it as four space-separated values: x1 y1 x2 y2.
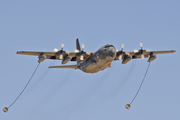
146 50 176 55
16 51 93 61
128 50 176 56
17 39 95 63
17 51 57 56
115 50 176 60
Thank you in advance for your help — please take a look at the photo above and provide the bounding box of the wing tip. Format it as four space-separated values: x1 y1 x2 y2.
171 50 176 53
172 50 176 53
16 51 25 54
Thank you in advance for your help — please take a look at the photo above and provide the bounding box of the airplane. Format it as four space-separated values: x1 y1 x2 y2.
17 39 176 73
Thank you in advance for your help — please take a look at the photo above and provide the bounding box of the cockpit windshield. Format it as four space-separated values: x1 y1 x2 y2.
104 44 114 48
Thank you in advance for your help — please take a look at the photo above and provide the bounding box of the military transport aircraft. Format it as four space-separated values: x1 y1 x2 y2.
17 39 176 73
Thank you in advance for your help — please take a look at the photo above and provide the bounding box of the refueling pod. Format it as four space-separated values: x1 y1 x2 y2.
148 55 157 62
62 56 72 64
122 56 132 64
38 55 46 63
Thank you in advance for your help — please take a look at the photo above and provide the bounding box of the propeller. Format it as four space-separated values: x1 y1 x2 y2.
121 44 125 51
61 43 65 49
82 44 85 51
80 44 86 60
75 49 80 52
54 48 59 52
118 44 125 60
54 43 65 52
54 43 65 59
134 42 150 59
140 42 143 49
140 42 144 59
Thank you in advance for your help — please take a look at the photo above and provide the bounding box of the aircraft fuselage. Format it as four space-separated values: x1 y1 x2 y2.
78 44 116 73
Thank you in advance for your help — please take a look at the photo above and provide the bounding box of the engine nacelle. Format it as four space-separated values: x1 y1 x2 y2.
56 52 64 60
62 56 72 64
38 55 46 63
148 55 157 62
122 56 132 64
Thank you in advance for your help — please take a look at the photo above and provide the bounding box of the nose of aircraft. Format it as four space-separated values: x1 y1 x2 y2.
108 45 116 57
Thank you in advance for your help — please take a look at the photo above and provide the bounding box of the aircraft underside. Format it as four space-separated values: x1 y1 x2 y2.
79 55 115 73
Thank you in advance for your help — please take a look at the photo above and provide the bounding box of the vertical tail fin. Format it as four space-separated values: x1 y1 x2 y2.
76 38 81 52
76 38 82 64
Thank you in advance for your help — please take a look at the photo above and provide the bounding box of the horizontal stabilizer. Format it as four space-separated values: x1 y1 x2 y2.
151 50 176 54
49 65 78 69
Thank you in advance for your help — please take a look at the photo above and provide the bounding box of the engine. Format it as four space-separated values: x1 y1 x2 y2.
122 56 132 64
62 56 72 64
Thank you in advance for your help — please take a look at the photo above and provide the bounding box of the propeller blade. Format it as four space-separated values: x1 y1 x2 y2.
134 49 139 53
122 44 125 49
119 55 123 60
74 49 80 52
82 44 85 50
59 54 63 59
54 48 59 52
61 43 64 49
80 55 84 61
140 42 143 48
141 54 145 59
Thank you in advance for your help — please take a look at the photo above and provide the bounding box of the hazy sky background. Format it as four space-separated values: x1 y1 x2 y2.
0 1 179 120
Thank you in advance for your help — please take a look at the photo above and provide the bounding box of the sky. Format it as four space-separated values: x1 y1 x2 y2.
0 1 179 120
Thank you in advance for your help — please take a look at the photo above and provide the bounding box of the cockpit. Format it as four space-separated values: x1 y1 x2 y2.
104 44 114 48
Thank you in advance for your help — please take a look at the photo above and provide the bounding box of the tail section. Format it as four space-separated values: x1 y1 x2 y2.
76 38 81 52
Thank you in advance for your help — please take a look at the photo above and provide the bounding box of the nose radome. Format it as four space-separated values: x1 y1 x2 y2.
110 46 116 53
109 47 116 56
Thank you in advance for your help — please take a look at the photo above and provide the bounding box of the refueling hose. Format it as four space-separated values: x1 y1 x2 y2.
3 63 40 113
125 62 151 109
